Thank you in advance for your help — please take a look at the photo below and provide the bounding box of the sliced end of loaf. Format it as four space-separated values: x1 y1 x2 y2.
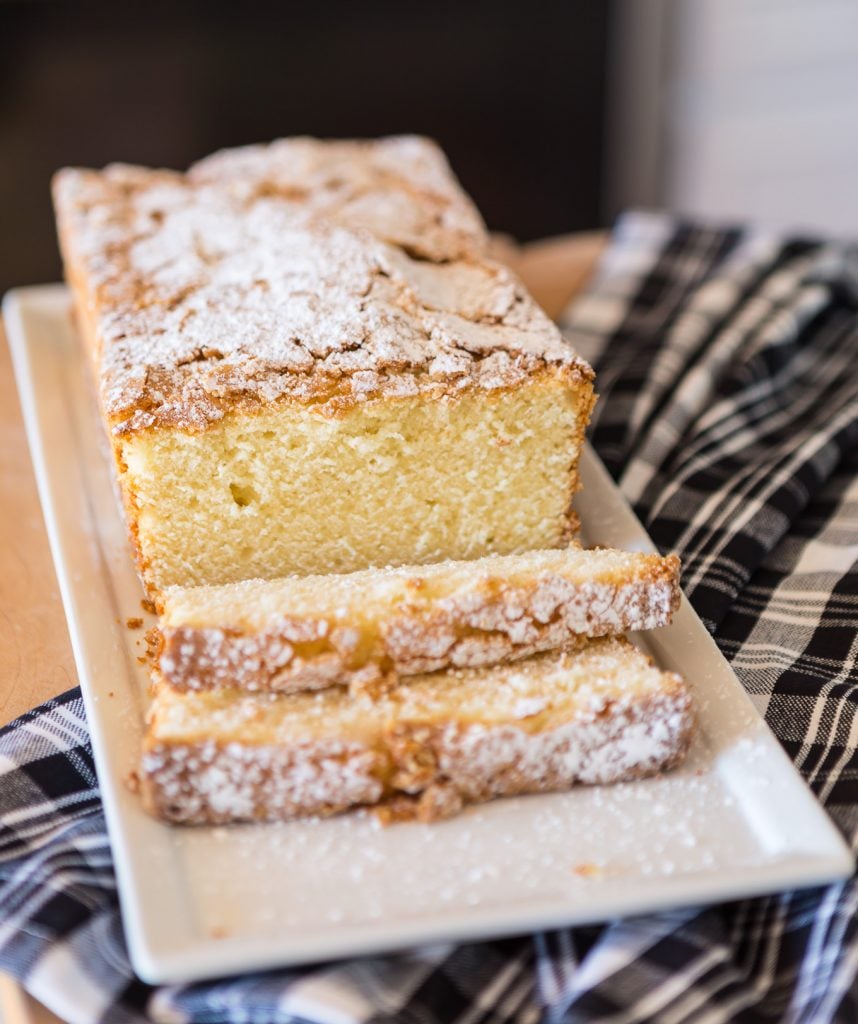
157 546 681 694
140 636 694 825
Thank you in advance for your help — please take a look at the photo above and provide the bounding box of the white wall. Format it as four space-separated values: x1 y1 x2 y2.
607 0 858 236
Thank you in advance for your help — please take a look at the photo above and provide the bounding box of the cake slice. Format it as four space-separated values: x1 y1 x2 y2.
140 636 694 825
157 546 681 695
52 136 595 594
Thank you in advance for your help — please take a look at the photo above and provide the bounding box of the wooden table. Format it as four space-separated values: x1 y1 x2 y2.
0 231 605 1024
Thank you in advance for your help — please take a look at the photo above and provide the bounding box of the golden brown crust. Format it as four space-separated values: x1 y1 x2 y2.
158 551 681 695
52 136 594 438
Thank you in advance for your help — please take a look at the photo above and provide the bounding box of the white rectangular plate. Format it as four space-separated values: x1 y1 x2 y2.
5 284 853 986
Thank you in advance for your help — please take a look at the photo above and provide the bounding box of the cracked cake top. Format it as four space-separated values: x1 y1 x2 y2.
54 136 592 436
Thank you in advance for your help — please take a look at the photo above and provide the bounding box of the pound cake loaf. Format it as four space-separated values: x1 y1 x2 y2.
53 136 595 594
158 546 681 695
141 636 694 825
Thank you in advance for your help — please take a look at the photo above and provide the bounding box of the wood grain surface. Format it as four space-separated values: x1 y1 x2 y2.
0 231 605 1024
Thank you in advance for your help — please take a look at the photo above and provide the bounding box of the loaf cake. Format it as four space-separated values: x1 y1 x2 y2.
52 136 595 594
158 546 681 694
140 636 694 825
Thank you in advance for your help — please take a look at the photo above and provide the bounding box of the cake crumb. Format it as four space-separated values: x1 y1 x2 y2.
371 784 464 825
571 863 602 878
141 598 157 615
126 617 144 629
372 797 418 826
125 771 140 793
144 627 161 660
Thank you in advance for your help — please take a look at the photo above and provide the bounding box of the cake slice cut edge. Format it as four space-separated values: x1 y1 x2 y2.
156 546 682 695
140 636 695 826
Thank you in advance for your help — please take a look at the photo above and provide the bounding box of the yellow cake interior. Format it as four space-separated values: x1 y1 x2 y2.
122 368 590 591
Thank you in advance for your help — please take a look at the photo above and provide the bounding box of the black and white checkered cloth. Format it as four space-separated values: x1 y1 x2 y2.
1 211 856 1023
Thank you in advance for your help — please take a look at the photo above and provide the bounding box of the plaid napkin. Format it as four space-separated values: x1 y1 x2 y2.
2 211 857 1023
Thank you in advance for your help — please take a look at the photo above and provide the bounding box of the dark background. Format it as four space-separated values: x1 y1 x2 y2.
0 1 611 294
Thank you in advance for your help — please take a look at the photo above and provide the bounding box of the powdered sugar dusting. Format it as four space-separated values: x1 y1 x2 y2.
141 638 694 824
53 136 591 435
159 550 681 693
